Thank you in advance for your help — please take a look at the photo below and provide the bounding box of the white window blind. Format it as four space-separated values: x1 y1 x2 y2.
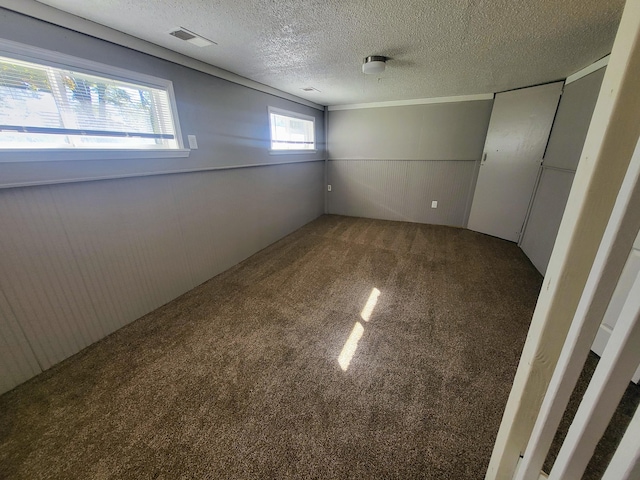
268 107 315 151
0 52 180 150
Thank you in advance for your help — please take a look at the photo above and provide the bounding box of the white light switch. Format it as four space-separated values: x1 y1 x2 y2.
327 185 332 192
188 135 198 149
431 201 438 208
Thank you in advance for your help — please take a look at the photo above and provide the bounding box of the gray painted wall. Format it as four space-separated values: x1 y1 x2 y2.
543 69 607 172
520 68 606 274
0 8 325 187
327 101 493 226
0 10 325 394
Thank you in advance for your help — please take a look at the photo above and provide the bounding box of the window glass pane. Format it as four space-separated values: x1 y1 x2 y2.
0 59 63 132
0 54 179 150
269 110 315 150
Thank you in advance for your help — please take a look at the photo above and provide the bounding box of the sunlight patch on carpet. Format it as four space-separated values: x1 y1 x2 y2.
338 322 364 371
339 288 381 371
361 287 381 322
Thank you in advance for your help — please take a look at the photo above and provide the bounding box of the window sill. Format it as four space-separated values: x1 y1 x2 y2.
269 149 318 155
0 148 191 163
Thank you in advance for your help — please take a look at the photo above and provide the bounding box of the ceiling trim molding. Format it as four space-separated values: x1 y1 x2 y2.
566 55 610 85
328 93 494 111
0 0 325 111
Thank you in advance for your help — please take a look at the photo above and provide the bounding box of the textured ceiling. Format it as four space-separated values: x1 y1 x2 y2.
34 0 625 106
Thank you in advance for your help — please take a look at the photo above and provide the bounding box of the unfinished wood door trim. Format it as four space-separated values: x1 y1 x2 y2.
485 1 640 478
549 260 640 478
516 133 640 479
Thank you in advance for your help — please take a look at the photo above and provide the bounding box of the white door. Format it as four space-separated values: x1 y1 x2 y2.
468 82 563 242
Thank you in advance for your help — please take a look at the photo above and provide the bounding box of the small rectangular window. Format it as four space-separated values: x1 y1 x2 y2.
268 107 315 152
0 40 182 151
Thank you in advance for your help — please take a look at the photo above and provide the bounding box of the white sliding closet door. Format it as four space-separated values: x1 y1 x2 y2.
468 82 563 242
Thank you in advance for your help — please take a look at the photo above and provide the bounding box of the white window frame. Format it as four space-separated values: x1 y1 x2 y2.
0 38 189 162
268 106 316 154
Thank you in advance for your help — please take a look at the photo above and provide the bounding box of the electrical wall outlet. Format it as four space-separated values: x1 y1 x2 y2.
327 185 332 192
431 201 438 208
188 135 198 149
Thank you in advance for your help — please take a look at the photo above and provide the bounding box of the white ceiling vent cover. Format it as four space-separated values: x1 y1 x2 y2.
169 27 216 47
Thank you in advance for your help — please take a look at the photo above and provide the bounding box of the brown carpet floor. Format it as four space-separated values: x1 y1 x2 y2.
1 215 548 479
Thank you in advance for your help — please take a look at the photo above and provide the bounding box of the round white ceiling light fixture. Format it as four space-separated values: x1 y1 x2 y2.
362 55 387 74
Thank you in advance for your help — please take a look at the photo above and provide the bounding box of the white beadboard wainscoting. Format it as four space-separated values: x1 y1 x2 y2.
0 7 325 394
326 99 492 228
0 161 324 394
327 159 477 227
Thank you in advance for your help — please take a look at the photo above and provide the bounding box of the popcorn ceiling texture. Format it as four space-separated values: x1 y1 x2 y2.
35 0 624 105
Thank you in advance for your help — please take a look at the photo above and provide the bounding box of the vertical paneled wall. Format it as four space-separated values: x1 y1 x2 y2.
0 10 325 394
0 290 40 393
327 101 493 227
520 68 606 274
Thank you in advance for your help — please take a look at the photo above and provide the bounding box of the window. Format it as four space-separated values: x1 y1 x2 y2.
0 40 183 152
268 107 315 152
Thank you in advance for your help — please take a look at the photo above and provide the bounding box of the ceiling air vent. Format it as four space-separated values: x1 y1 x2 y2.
169 27 216 47
170 29 196 41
